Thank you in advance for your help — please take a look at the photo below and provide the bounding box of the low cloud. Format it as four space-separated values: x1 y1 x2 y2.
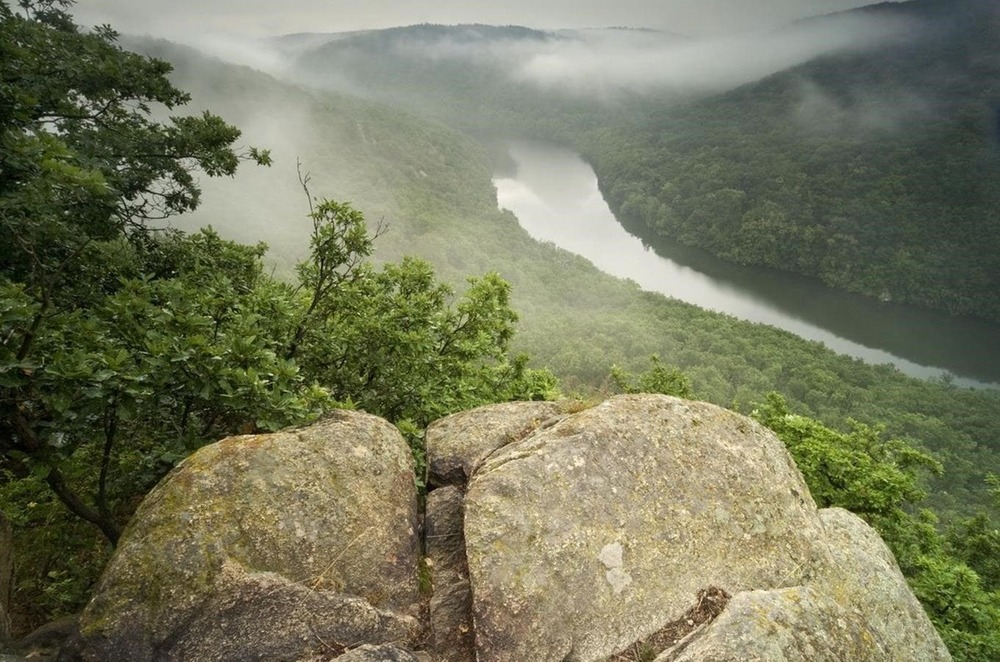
377 13 922 98
793 79 936 134
128 8 928 109
528 16 917 94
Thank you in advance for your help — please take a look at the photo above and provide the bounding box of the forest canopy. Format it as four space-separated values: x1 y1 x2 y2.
0 0 550 613
2 2 1000 660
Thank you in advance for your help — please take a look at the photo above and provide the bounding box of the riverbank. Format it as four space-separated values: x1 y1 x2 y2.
495 139 1000 388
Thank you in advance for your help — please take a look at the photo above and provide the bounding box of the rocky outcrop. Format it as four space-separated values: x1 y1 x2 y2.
424 401 566 660
71 410 421 661
424 401 563 487
329 643 423 661
463 395 827 661
814 508 952 659
425 486 474 662
657 508 951 660
454 395 949 662
67 395 949 662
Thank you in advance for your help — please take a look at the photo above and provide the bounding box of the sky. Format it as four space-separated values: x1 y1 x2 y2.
72 0 890 39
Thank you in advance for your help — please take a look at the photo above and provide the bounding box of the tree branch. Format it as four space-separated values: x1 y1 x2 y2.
47 466 120 546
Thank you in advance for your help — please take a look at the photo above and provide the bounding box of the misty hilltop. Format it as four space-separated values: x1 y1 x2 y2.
586 0 1000 321
271 0 1000 322
5 1 1000 660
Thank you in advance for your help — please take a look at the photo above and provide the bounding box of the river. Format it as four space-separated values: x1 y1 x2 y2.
493 140 1000 389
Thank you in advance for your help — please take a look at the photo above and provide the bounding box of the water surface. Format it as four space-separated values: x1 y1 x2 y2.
494 140 1000 388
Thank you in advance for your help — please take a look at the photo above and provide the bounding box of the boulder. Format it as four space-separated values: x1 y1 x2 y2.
331 644 422 661
425 401 564 487
4 615 78 661
425 487 467 572
659 508 950 661
656 585 874 661
463 394 827 662
813 508 951 660
62 395 949 662
72 410 421 661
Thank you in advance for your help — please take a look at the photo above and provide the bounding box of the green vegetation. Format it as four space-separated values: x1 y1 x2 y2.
585 0 1000 321
249 10 1000 513
156 10 1000 522
2 3 1000 661
610 355 693 399
0 0 548 634
753 394 1000 662
618 358 1000 659
292 24 611 143
288 1 1000 322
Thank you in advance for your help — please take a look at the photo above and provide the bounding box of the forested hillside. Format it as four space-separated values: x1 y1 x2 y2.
3 2 1000 658
287 0 1000 322
120 48 1000 660
289 24 639 140
139 40 1000 519
586 0 1000 321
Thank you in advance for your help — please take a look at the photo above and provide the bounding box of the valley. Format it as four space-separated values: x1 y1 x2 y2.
140 36 1000 518
496 139 1000 387
4 1 1000 656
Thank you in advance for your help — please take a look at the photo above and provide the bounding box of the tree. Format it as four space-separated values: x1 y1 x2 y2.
610 355 693 399
753 394 1000 662
0 0 274 544
284 188 557 428
0 2 553 593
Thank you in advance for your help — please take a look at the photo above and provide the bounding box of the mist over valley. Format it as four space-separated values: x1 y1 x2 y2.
113 0 1000 505
132 0 1000 383
6 0 1000 657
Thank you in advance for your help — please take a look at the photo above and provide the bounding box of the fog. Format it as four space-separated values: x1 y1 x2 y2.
376 13 922 97
98 0 1000 390
75 0 885 39
141 12 925 107
59 0 929 105
792 79 936 134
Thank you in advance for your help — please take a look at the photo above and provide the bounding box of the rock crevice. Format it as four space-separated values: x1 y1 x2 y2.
67 396 950 662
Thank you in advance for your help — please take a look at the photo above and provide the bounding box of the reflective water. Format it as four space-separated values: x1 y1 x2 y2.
494 140 1000 388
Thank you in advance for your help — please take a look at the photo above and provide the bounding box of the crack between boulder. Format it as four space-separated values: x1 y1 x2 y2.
605 586 731 662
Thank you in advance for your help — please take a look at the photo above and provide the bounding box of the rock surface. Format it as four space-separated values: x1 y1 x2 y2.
657 585 872 661
71 410 421 661
813 507 951 660
656 510 952 661
331 643 423 661
656 508 951 662
59 396 949 662
463 394 827 662
425 486 474 662
425 401 563 487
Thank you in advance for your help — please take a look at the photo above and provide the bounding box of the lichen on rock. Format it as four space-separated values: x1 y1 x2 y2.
463 394 827 662
71 410 421 661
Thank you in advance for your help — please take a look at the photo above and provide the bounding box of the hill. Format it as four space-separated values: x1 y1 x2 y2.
128 38 1000 519
584 0 1000 320
286 0 1000 322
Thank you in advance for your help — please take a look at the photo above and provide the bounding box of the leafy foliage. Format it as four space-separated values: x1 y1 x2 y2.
285 193 558 427
162 31 1000 519
4 5 1000 659
146 17 1000 662
610 355 693 399
754 394 1000 661
0 0 552 632
752 393 940 520
585 1 1000 321
1 0 272 545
